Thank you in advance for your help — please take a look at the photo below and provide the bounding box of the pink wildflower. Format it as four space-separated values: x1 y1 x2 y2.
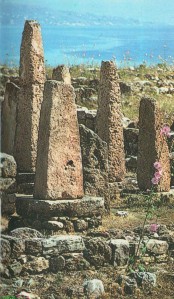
151 177 160 185
154 171 162 180
160 125 171 137
149 223 159 233
153 161 162 170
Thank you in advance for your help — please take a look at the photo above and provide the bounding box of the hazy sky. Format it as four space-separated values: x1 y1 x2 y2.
3 0 174 25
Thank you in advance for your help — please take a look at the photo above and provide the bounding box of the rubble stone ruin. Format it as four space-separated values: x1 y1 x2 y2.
14 20 46 172
52 65 71 84
34 80 84 199
95 60 126 183
137 97 171 192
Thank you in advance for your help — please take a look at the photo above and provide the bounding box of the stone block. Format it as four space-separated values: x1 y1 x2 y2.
64 253 90 271
1 192 16 215
0 178 16 193
1 238 11 262
10 227 43 239
16 195 105 219
42 221 64 231
9 261 22 276
73 219 88 232
146 239 169 255
49 255 66 272
84 237 112 267
42 235 85 255
23 256 49 274
16 173 35 184
83 279 105 297
110 239 129 266
0 153 17 178
11 238 26 258
25 239 43 255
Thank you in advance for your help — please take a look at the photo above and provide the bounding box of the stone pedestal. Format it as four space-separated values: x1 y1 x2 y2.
9 195 104 233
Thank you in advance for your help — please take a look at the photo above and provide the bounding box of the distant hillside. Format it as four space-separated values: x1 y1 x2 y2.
0 2 156 27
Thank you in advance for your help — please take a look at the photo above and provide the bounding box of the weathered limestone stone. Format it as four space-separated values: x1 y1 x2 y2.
10 227 43 239
1 82 20 155
42 235 85 255
110 239 129 266
84 237 112 267
1 238 11 262
9 261 22 276
79 124 110 212
14 20 45 172
42 221 64 231
11 238 26 258
52 65 71 84
23 256 49 274
137 97 171 191
16 195 105 219
34 80 84 199
1 192 16 215
64 252 90 271
83 279 105 297
0 153 17 178
25 239 43 255
0 178 16 193
49 256 66 272
146 239 168 255
95 61 125 182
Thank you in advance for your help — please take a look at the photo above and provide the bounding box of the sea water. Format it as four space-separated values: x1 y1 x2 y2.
1 24 174 67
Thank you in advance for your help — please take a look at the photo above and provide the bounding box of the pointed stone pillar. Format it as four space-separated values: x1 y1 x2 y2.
14 20 46 172
137 97 170 191
34 80 84 199
95 60 125 182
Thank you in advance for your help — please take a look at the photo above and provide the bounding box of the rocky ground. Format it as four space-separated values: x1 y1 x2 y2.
1 198 174 299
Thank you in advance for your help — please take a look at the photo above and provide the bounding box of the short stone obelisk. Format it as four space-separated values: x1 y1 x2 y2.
52 65 71 84
95 60 125 182
14 20 46 172
34 80 84 199
137 97 171 191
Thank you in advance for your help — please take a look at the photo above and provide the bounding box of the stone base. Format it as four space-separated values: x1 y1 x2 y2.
16 173 35 194
10 195 105 233
16 195 104 218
